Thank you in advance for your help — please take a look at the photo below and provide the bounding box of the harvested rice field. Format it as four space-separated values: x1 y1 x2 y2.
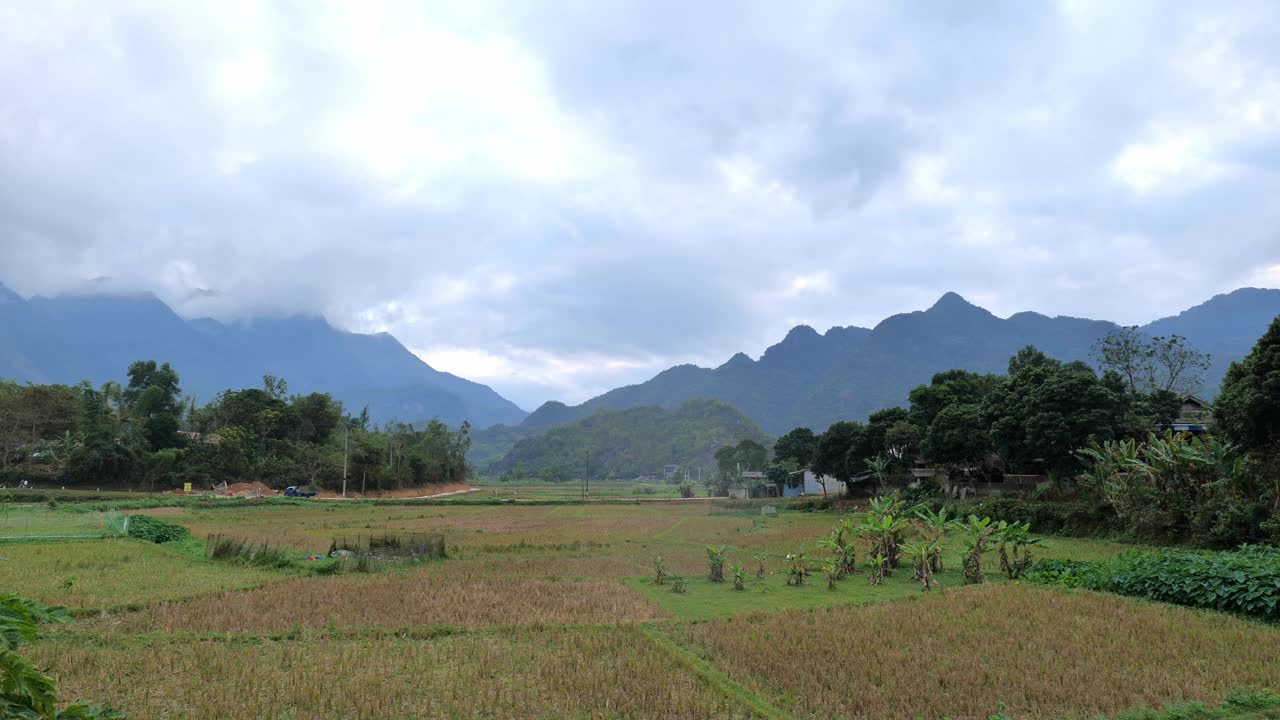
9 497 1279 719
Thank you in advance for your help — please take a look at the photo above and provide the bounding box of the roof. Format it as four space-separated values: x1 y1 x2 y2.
740 471 767 479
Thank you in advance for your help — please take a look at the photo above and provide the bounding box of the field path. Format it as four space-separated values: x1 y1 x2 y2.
640 623 794 720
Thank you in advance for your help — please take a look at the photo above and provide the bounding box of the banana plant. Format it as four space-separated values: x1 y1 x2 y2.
955 515 996 584
866 552 888 585
730 563 746 591
705 545 726 583
994 521 1038 579
752 552 769 580
914 506 952 573
653 555 668 585
901 541 940 591
855 513 909 573
821 559 840 590
817 523 857 579
784 548 809 586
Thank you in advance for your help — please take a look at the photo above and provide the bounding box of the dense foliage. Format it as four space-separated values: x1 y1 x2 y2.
776 342 1182 494
0 362 471 492
1029 547 1280 621
124 515 191 544
490 399 769 481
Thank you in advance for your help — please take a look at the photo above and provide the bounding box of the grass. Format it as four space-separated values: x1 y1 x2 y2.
0 538 280 610
34 626 758 720
677 583 1280 720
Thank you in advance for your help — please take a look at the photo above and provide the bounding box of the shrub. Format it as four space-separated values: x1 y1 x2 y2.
206 534 293 567
1029 548 1280 620
125 515 191 544
669 574 687 593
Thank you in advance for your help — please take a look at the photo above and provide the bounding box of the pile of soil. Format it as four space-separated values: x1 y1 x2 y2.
224 481 277 497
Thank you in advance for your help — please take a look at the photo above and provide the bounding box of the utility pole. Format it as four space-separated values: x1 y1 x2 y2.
584 450 589 500
342 422 349 498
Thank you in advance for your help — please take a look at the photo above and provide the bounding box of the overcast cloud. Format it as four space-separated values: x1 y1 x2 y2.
3 0 1280 410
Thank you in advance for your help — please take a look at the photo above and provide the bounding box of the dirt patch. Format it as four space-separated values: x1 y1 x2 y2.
223 481 277 497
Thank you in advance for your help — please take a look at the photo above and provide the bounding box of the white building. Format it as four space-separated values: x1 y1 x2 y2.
784 469 845 497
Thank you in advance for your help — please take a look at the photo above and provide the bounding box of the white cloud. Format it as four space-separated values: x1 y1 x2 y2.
1 1 1280 408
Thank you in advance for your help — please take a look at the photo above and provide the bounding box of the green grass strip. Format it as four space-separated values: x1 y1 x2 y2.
639 622 794 720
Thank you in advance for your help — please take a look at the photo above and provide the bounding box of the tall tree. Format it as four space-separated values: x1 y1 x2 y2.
773 427 817 467
1215 315 1280 451
1091 327 1150 394
1147 334 1211 396
813 421 868 492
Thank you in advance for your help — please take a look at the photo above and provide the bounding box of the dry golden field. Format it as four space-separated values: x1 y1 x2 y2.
9 497 1279 719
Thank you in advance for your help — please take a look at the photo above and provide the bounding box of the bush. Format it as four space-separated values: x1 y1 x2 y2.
941 497 1118 537
1189 494 1270 549
125 515 191 544
899 481 940 506
206 534 293 567
1029 548 1280 620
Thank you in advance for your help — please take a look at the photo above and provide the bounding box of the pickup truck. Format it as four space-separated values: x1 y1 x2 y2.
283 486 317 498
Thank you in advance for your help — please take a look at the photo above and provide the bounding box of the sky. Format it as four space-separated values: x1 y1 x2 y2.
2 1 1280 411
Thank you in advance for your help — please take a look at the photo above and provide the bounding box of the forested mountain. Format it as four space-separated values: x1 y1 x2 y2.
512 288 1280 435
487 398 770 479
0 285 526 428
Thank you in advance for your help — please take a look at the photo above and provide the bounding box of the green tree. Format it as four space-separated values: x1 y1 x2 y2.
986 360 1125 477
813 421 869 492
925 404 989 471
1007 345 1057 375
907 369 1001 429
1215 315 1280 452
733 438 768 471
883 420 923 461
773 427 817 467
123 361 181 416
292 392 342 444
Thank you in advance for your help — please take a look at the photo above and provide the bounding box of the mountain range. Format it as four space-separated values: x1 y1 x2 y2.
485 287 1280 447
488 398 770 479
4 283 1278 454
0 284 526 428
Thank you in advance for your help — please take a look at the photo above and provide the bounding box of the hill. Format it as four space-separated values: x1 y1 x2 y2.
0 285 527 428
487 398 770 479
512 288 1280 435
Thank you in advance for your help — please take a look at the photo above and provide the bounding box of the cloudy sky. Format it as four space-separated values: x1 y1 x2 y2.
3 1 1280 410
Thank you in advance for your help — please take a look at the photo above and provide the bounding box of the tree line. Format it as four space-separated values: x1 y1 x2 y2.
0 361 470 491
715 321 1280 547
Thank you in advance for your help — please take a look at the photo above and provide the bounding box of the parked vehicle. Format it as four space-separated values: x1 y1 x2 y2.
283 486 317 498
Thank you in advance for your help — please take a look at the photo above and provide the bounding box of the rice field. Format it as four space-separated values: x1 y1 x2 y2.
678 584 1280 720
0 538 279 609
9 497 1278 719
35 627 754 720
92 574 663 633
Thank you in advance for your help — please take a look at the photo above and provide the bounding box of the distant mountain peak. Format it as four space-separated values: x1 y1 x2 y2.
784 324 820 341
719 351 755 370
923 292 998 322
929 291 974 311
